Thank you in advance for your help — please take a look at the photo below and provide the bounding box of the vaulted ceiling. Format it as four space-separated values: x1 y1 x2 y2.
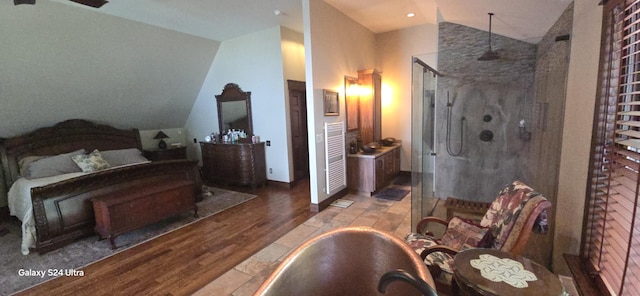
50 0 573 43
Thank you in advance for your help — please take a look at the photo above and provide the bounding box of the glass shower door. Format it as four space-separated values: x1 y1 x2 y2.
410 58 438 229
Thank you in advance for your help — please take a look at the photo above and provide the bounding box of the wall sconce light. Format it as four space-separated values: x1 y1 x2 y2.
346 83 360 96
344 76 360 131
519 119 531 142
154 131 170 149
381 83 394 109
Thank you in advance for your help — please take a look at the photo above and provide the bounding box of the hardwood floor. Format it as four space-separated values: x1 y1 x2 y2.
17 180 314 296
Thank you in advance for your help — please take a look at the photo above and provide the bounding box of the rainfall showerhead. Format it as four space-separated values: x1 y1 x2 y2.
478 12 499 61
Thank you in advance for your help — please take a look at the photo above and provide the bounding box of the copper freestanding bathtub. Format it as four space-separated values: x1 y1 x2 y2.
254 226 437 296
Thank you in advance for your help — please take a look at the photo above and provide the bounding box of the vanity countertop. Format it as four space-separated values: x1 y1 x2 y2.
347 143 401 159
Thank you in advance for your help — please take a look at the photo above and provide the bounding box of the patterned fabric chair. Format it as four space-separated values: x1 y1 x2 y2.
404 181 551 295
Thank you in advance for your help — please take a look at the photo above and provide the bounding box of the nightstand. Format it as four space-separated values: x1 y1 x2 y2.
143 146 187 161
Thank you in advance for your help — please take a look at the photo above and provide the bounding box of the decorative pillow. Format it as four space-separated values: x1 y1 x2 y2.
72 150 111 173
100 148 149 167
440 217 492 251
22 149 86 179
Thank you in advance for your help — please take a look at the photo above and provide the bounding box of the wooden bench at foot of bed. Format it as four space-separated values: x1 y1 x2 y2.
92 179 198 249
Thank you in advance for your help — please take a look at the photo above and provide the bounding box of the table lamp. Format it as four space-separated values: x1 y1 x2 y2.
153 131 169 149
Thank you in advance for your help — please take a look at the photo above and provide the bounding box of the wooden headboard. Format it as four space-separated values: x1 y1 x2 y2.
0 119 142 190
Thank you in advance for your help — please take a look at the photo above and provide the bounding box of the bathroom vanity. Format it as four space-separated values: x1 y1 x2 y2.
347 144 401 195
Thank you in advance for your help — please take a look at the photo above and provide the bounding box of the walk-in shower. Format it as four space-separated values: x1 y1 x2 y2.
408 4 573 267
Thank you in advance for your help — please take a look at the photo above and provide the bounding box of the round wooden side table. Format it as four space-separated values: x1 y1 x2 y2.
453 249 564 296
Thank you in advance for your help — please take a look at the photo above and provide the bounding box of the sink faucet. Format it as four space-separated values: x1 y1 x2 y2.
378 269 438 296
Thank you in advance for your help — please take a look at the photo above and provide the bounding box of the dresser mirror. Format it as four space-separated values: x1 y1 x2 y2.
216 83 253 136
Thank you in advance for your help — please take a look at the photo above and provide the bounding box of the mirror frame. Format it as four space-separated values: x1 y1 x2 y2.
215 83 253 136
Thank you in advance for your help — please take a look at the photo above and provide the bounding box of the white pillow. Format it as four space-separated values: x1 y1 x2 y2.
23 149 85 179
72 150 111 173
100 148 148 167
18 155 47 177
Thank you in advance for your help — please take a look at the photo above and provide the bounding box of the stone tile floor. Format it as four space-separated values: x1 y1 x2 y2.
193 191 416 296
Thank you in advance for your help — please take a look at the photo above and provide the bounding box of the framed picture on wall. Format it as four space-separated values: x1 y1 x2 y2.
323 89 339 116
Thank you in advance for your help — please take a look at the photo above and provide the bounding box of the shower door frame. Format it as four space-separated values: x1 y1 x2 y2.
410 57 440 229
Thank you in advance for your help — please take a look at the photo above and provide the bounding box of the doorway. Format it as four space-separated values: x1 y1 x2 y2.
287 80 309 181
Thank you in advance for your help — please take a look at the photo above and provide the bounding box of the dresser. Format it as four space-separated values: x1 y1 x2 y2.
200 142 267 189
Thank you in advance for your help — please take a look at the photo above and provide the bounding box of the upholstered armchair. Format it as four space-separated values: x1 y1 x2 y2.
404 181 551 295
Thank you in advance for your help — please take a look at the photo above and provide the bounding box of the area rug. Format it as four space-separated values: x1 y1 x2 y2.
0 186 256 296
375 186 410 201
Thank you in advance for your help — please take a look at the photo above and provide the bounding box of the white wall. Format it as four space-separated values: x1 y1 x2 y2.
376 24 439 171
281 28 307 82
280 28 306 180
184 26 292 182
303 0 376 204
553 0 602 274
139 128 186 150
0 0 219 138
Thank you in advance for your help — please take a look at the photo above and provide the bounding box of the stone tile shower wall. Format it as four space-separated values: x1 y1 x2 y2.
435 22 537 202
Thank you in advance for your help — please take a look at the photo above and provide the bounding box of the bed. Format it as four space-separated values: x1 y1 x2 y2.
0 119 202 255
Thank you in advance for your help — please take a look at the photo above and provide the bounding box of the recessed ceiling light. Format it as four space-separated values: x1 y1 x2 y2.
407 12 415 18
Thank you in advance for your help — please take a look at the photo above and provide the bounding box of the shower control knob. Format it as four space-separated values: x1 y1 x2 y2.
479 130 494 142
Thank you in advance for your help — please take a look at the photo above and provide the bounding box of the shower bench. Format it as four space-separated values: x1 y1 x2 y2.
443 197 490 222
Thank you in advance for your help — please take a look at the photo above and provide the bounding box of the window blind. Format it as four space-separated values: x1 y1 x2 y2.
585 0 640 295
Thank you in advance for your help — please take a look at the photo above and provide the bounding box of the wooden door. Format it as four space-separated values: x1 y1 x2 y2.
288 80 309 181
